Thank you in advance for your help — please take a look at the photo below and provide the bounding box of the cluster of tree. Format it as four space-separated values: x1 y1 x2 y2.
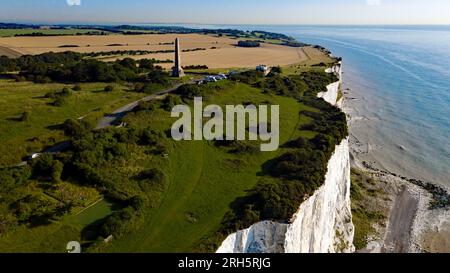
250 31 295 42
0 52 171 84
197 71 347 251
58 45 79 48
228 70 265 84
105 26 295 42
300 100 348 145
182 48 206 52
0 23 38 29
282 41 309 47
295 71 338 96
10 193 67 223
85 50 173 60
174 83 226 101
31 153 65 183
14 32 62 37
182 65 209 70
235 70 338 99
0 166 31 194
0 154 71 225
62 118 93 137
237 40 261 48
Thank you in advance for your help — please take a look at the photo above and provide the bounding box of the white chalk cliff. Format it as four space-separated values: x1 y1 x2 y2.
217 64 355 253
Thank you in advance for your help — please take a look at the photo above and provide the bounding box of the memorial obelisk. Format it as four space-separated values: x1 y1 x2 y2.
172 38 185 77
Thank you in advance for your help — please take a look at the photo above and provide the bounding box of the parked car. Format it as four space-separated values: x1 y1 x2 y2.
216 74 227 80
204 76 218 82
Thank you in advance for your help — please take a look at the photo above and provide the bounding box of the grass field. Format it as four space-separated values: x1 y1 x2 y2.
0 80 147 166
0 77 330 253
95 82 319 252
0 36 338 251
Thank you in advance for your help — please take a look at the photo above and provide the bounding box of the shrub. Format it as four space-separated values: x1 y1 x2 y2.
134 82 145 92
61 87 72 96
0 166 32 193
51 160 64 183
138 168 165 187
140 83 162 94
19 111 30 122
104 85 114 92
175 84 202 99
14 76 26 82
63 119 92 137
161 95 182 111
32 154 58 179
99 209 133 237
73 84 82 91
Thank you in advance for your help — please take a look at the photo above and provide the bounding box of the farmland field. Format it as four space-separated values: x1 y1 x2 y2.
0 28 108 37
0 33 323 69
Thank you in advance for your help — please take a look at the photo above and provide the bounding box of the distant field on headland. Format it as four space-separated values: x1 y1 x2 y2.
0 28 106 37
0 33 330 69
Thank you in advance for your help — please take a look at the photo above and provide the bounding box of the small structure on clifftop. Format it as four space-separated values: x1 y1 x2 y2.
172 38 185 77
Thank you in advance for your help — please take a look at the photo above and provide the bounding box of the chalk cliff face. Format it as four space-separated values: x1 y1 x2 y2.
319 64 342 106
216 64 355 253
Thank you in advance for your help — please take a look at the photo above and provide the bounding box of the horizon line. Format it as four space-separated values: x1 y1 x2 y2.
2 21 450 27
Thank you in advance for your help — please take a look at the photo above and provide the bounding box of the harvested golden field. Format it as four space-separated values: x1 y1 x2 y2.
0 46 22 58
0 33 325 69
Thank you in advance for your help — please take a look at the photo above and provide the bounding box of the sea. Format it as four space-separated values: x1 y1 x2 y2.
176 24 450 187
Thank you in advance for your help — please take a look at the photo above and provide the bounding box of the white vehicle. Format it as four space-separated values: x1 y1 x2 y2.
204 76 218 82
216 74 227 80
256 65 268 72
28 153 42 161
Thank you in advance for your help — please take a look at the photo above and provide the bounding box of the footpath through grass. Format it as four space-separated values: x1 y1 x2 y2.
104 82 317 252
0 80 146 166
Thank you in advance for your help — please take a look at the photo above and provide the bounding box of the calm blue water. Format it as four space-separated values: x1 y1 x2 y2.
276 25 450 186
197 25 450 186
164 24 450 185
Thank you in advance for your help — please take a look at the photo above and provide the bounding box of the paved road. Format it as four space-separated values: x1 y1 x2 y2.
16 81 193 165
96 83 186 129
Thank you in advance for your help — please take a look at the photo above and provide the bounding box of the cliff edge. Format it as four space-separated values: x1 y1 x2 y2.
217 64 355 253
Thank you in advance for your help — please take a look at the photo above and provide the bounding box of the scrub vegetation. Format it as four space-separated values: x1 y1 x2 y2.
0 47 345 252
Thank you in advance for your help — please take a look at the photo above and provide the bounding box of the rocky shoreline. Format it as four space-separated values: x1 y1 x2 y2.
342 85 450 253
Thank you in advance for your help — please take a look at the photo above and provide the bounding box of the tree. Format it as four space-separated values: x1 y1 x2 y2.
63 119 91 137
138 59 156 70
53 97 67 107
32 154 54 178
51 160 64 183
73 84 82 91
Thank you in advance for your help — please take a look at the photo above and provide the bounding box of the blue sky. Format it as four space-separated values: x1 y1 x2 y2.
1 0 450 25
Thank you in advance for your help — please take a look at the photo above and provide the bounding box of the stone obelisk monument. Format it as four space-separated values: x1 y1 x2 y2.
172 38 185 77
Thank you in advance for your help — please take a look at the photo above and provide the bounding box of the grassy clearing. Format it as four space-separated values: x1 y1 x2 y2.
281 47 336 76
0 80 146 166
0 178 108 252
102 82 319 252
0 71 342 252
